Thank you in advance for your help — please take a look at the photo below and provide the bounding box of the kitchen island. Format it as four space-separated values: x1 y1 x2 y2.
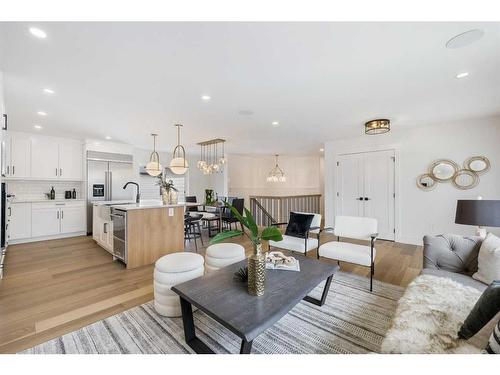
93 200 199 269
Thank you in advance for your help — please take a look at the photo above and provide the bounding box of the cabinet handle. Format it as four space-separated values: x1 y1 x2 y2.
56 168 58 176
60 168 62 176
6 166 9 175
103 223 107 233
61 210 64 219
8 207 11 217
57 211 59 219
364 197 370 201
12 165 14 175
356 197 363 201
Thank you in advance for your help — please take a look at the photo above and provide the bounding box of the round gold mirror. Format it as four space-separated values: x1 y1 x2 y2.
429 159 459 182
464 156 490 174
416 173 437 191
452 169 479 190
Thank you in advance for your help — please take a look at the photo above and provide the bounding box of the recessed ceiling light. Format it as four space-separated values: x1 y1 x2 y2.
272 121 280 127
29 27 47 39
446 29 484 49
37 111 47 116
456 72 469 79
201 95 211 101
43 88 55 94
319 148 324 152
33 125 43 130
105 136 112 140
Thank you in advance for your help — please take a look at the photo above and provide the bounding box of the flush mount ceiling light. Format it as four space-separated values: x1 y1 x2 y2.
105 136 112 140
446 29 484 49
365 119 390 135
272 121 280 127
169 124 189 175
29 27 47 39
33 125 43 130
37 111 47 116
197 138 226 175
145 133 162 177
43 88 55 94
267 154 286 183
201 95 211 101
456 72 470 79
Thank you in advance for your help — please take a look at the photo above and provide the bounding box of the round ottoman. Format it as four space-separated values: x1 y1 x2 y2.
154 252 204 317
205 243 246 273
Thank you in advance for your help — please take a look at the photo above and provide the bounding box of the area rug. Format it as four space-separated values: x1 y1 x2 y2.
21 272 404 354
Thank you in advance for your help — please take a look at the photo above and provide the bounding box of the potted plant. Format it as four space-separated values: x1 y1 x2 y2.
157 176 178 204
210 203 283 296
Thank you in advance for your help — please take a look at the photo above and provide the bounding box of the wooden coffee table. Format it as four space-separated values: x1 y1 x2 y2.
171 256 339 354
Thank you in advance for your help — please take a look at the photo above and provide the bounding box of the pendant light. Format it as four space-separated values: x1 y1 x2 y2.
145 133 163 177
267 154 286 182
169 124 189 175
196 138 226 175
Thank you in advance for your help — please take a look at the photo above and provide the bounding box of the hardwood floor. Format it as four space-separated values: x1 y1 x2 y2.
0 232 422 353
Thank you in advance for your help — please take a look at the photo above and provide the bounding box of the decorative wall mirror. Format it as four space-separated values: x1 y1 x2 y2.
452 169 479 190
429 159 459 182
416 173 437 191
463 156 490 174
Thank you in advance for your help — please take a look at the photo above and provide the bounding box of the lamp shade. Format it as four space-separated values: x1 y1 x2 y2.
455 200 500 227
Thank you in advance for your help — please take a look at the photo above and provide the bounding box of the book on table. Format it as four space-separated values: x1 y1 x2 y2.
265 251 300 272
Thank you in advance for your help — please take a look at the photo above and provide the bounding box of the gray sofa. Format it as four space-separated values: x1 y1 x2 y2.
422 234 488 291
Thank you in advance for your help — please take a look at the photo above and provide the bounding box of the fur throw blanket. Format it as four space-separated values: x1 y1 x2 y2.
381 275 483 353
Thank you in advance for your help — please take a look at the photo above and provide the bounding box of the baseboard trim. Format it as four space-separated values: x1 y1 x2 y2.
9 232 87 245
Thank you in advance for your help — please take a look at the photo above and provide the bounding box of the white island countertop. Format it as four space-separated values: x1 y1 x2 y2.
110 201 200 211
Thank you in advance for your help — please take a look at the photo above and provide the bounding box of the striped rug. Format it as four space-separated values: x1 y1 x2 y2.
21 272 404 354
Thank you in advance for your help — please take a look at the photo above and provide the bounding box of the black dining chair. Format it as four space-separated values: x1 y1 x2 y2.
222 198 245 232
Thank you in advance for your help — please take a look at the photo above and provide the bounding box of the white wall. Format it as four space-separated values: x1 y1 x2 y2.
227 153 322 210
324 116 500 245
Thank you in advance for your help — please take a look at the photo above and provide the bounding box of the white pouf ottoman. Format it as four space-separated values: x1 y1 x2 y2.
205 243 246 273
154 252 204 317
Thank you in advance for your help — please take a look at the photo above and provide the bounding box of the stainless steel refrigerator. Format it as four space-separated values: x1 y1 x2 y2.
86 151 135 234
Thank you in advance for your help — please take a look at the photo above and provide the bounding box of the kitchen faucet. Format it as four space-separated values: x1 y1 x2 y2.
123 182 140 203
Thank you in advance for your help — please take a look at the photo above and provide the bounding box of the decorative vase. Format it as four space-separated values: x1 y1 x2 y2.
248 243 266 296
162 190 178 205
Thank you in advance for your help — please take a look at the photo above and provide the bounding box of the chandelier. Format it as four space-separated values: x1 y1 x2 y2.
267 154 286 182
196 138 226 175
365 119 390 135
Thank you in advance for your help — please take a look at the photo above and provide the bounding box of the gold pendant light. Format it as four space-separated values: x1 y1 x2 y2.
145 133 163 177
169 124 189 175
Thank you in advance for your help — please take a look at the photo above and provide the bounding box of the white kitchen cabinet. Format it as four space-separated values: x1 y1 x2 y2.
92 205 113 252
58 139 83 181
31 201 86 238
9 202 32 240
30 137 59 179
32 206 60 237
60 205 86 234
4 133 31 178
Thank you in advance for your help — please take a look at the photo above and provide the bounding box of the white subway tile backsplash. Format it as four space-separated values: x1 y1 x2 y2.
7 180 85 201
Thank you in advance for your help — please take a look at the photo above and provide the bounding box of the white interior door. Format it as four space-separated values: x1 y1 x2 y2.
363 150 395 240
337 153 364 217
336 149 395 241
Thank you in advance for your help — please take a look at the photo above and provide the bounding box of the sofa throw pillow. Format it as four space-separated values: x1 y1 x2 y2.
459 280 500 340
486 320 500 353
285 212 314 238
473 233 500 285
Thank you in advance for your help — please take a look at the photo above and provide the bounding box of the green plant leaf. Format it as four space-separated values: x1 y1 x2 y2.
209 230 243 244
261 226 283 242
244 207 259 238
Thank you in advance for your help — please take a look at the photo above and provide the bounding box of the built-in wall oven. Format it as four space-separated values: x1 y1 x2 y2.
110 208 127 264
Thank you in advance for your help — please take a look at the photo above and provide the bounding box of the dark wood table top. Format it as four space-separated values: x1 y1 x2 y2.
172 256 339 342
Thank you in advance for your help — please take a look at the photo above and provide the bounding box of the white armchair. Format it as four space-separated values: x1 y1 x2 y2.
318 216 378 291
269 212 322 256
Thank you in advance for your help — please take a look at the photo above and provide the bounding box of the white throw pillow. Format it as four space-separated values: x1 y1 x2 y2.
473 233 500 284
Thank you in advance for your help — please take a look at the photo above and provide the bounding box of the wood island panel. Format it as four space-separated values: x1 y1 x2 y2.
125 206 184 269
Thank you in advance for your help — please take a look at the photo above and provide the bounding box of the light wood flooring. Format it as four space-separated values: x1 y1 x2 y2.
0 232 422 353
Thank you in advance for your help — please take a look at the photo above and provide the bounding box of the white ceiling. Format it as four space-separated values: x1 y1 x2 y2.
0 22 499 154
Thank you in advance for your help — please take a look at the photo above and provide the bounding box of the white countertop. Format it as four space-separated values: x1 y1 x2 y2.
92 200 136 206
10 198 85 203
110 201 199 211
